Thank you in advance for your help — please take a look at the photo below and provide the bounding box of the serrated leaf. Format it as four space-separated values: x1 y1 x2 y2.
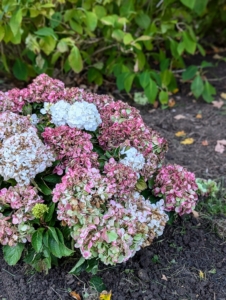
90 276 106 293
44 203 55 223
135 13 151 29
124 73 135 92
9 9 22 36
144 79 158 104
12 59 28 81
43 174 61 184
183 32 196 54
3 243 25 266
191 75 204 98
48 227 59 243
123 33 133 45
68 46 83 73
35 27 57 40
182 65 198 81
202 81 216 103
85 11 98 31
159 90 169 104
31 229 44 253
48 237 62 258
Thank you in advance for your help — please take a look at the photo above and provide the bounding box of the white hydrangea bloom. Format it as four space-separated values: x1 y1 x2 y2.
40 102 53 114
66 101 102 131
0 127 55 185
148 199 169 237
30 114 39 125
120 147 145 172
49 100 70 126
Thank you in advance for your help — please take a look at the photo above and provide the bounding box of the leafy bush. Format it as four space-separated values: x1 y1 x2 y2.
0 0 225 104
0 74 201 274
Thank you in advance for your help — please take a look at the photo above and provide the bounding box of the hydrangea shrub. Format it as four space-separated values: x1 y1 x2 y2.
0 74 200 273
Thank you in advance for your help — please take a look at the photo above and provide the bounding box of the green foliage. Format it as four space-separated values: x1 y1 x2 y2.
0 0 225 104
182 62 216 102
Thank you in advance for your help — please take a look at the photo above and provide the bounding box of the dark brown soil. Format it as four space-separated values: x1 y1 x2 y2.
0 56 226 300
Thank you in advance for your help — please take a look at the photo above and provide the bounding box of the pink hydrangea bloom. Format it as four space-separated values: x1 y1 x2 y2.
0 89 25 113
52 166 112 227
104 158 137 196
42 125 98 171
20 74 65 103
153 164 198 215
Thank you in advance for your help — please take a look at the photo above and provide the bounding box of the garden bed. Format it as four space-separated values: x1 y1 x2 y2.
0 58 226 300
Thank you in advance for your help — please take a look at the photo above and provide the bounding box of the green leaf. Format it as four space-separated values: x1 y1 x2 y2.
191 75 204 98
58 243 74 256
93 5 107 18
160 69 172 87
112 29 124 41
177 42 185 55
139 71 150 89
182 65 198 81
69 256 86 274
194 0 208 15
159 90 169 104
31 229 44 253
39 36 56 55
136 177 148 191
180 0 196 10
3 243 25 266
124 73 135 92
69 20 83 34
50 12 62 28
144 79 158 104
86 259 99 275
183 32 196 54
90 276 106 293
197 44 206 56
44 203 55 223
48 237 62 258
0 25 5 42
43 174 62 184
36 179 52 195
106 231 118 242
202 81 216 103
48 227 59 243
9 9 22 36
68 46 83 73
85 11 98 31
123 33 133 45
135 13 151 29
34 27 57 40
100 15 117 26
12 59 28 81
170 40 179 58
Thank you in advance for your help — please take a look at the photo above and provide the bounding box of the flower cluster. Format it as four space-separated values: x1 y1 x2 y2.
71 195 168 265
0 125 55 185
153 164 198 215
0 185 43 246
0 74 200 268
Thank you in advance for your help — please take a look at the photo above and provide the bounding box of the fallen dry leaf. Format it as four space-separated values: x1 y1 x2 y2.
196 113 202 119
174 114 187 120
213 54 224 60
70 291 81 300
201 140 209 146
192 210 199 218
172 88 179 94
175 131 186 137
181 138 194 145
153 101 159 109
99 290 112 300
161 274 168 281
212 100 224 109
168 98 176 108
220 93 226 100
199 270 205 280
215 140 226 153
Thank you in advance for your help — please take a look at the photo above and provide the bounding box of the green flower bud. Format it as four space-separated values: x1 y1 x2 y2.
32 204 49 219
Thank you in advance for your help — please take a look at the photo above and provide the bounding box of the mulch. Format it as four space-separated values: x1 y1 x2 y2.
0 55 226 300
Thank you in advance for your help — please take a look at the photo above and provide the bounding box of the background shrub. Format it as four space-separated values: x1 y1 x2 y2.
0 0 226 104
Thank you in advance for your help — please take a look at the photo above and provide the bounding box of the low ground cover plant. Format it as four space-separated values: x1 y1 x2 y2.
0 74 213 274
0 0 225 104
